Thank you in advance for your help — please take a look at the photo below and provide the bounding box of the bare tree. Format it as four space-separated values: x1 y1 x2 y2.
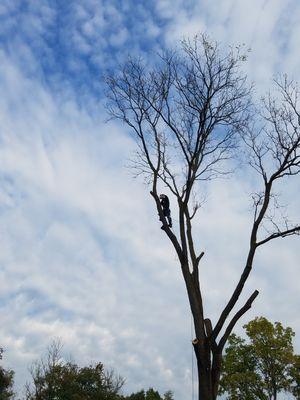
105 35 300 400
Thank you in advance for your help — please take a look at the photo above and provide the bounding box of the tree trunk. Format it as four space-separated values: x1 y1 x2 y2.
211 355 222 400
197 365 212 400
193 342 221 400
193 342 222 400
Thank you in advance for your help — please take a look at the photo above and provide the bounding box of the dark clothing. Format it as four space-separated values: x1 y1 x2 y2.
160 195 170 210
163 208 170 217
160 195 172 228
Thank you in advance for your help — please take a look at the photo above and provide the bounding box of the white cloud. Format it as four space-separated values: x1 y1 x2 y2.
159 0 300 91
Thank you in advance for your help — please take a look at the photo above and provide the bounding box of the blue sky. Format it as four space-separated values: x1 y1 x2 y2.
0 1 300 399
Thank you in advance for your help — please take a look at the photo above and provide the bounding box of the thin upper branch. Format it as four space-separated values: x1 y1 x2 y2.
218 290 259 351
257 226 300 246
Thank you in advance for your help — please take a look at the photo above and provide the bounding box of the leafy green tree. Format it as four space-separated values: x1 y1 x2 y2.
219 317 299 399
145 388 161 400
289 355 300 399
26 341 124 400
162 390 174 400
124 388 173 400
26 362 124 400
25 341 174 400
0 348 15 400
124 390 146 400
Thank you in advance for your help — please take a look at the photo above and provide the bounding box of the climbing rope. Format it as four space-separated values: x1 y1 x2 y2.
191 313 195 400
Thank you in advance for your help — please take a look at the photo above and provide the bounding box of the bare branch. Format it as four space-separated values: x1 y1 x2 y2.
257 226 300 246
218 290 259 351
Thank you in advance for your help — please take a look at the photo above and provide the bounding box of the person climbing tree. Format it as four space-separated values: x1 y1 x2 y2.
159 194 172 228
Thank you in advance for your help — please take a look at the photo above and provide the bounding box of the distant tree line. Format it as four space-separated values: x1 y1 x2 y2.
1 317 299 399
0 342 173 400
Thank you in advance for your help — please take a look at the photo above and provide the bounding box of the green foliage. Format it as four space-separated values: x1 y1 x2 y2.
0 348 15 400
124 388 173 400
124 389 146 400
26 361 124 400
25 342 174 400
162 390 174 400
26 341 124 400
219 317 299 400
144 388 162 400
289 355 300 399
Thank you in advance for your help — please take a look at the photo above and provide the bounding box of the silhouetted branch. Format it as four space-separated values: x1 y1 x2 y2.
257 226 300 246
218 290 259 351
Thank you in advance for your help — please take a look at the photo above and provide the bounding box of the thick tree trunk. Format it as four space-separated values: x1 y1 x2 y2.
197 366 212 400
211 354 222 399
193 342 222 400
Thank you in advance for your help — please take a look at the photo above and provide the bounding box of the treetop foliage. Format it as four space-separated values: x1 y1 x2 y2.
0 347 15 400
24 341 173 400
219 317 299 400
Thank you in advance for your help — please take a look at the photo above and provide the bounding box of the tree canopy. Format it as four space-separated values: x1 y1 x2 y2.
219 317 299 400
0 348 15 400
125 388 173 400
24 341 173 400
26 341 124 400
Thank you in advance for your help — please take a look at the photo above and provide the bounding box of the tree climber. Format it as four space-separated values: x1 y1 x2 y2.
159 194 172 228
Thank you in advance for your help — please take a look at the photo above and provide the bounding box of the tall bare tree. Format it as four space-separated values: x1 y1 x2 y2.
105 35 300 400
